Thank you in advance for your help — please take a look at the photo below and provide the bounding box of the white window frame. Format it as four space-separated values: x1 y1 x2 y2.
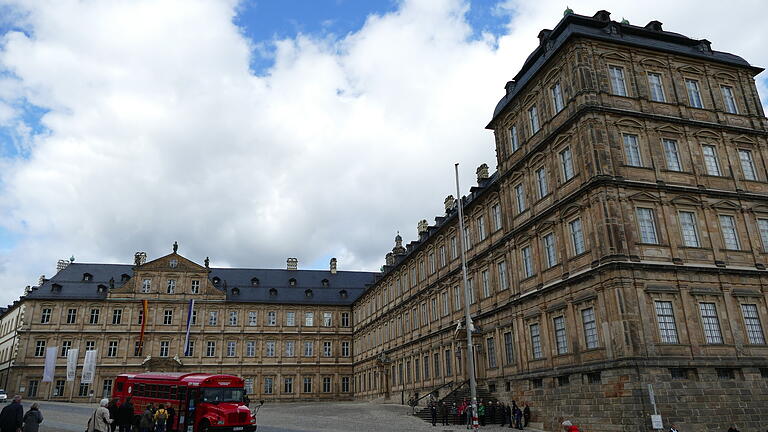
536 167 548 198
553 316 568 355
647 72 666 102
551 82 564 113
738 149 757 181
560 147 574 181
491 204 502 231
543 233 557 268
509 125 519 152
636 207 659 244
655 301 679 344
569 218 585 255
685 78 703 108
757 219 768 252
515 184 526 214
702 145 721 176
608 65 627 96
521 245 534 278
663 139 682 171
528 105 540 134
719 214 740 250
582 307 598 349
679 211 700 248
623 134 643 167
497 261 508 291
721 85 738 114
699 302 723 344
741 304 766 345
530 323 543 359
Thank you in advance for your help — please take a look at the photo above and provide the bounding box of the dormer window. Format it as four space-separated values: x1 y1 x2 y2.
289 278 297 287
83 273 93 282
97 284 107 293
232 287 240 296
305 289 313 298
339 290 348 299
251 277 260 287
120 274 131 282
269 288 278 297
51 283 62 292
321 279 329 287
212 277 221 286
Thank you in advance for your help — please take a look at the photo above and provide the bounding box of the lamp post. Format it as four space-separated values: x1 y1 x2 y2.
454 163 479 430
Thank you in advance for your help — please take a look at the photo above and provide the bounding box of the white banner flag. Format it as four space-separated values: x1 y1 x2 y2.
81 350 97 384
42 347 57 382
66 348 79 381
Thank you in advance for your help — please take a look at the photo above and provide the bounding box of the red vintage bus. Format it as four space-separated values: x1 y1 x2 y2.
112 373 259 432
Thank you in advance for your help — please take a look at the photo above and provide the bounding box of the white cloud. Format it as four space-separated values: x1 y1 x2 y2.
0 0 765 306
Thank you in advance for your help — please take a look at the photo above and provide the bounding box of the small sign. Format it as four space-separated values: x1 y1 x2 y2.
651 415 663 430
647 384 656 407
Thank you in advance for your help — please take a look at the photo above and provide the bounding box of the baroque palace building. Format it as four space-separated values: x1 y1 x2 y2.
1 9 768 431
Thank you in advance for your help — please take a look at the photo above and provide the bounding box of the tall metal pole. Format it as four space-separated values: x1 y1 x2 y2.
454 163 479 431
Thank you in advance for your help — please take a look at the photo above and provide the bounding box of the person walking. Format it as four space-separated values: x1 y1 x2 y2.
440 402 449 426
450 403 458 425
153 404 169 432
139 405 153 432
507 402 515 429
500 403 508 427
478 402 486 426
0 395 23 432
464 404 473 430
21 403 43 432
430 402 437 426
523 403 530 428
117 397 134 432
88 399 113 432
107 399 119 432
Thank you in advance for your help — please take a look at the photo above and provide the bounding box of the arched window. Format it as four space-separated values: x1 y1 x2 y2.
321 279 329 287
97 284 107 293
82 273 93 282
251 277 260 287
212 277 221 286
339 290 348 299
269 288 278 297
232 287 240 296
289 278 297 287
305 289 313 298
51 283 62 292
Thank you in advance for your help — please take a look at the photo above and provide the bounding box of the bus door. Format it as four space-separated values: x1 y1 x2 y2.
180 388 199 432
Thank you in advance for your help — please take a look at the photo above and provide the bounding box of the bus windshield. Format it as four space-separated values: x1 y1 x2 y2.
201 388 245 404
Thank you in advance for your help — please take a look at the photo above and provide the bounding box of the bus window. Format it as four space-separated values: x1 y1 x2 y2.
201 388 245 404
169 386 177 399
178 387 187 402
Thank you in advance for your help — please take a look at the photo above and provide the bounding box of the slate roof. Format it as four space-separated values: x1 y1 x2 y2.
25 262 378 305
488 10 764 127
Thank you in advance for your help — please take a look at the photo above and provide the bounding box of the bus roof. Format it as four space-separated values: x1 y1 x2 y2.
117 373 243 386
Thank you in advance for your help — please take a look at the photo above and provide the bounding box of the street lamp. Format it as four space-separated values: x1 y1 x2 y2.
454 163 479 431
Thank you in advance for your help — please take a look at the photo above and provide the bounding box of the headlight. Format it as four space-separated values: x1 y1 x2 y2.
217 421 224 425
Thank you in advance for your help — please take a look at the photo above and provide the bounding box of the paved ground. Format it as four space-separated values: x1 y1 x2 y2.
11 400 546 432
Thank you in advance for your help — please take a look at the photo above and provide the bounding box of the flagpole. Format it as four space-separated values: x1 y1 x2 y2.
454 163 479 431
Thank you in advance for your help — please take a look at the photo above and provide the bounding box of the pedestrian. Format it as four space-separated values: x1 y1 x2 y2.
118 397 134 432
21 403 43 432
166 407 175 432
489 401 496 424
464 404 473 429
0 395 24 432
501 403 509 427
561 420 580 432
458 400 466 426
87 399 113 432
478 402 485 426
107 399 119 432
514 405 523 430
430 402 437 426
153 404 169 432
523 403 530 428
440 402 449 426
139 405 153 432
507 402 514 429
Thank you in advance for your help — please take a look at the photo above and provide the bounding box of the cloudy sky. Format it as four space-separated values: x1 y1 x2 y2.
0 0 766 306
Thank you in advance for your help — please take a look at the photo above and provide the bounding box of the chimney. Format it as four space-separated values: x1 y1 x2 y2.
476 163 489 182
287 257 298 271
330 258 337 274
56 259 70 273
444 195 456 214
134 252 147 266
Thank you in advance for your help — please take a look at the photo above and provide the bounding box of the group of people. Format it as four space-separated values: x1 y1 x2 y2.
0 396 43 432
428 399 530 429
89 397 174 432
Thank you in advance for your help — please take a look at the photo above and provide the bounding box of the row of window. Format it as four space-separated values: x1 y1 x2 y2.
609 65 742 113
654 301 765 345
259 376 349 395
620 133 760 180
34 339 352 359
636 207 768 252
39 307 350 327
510 146 576 215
